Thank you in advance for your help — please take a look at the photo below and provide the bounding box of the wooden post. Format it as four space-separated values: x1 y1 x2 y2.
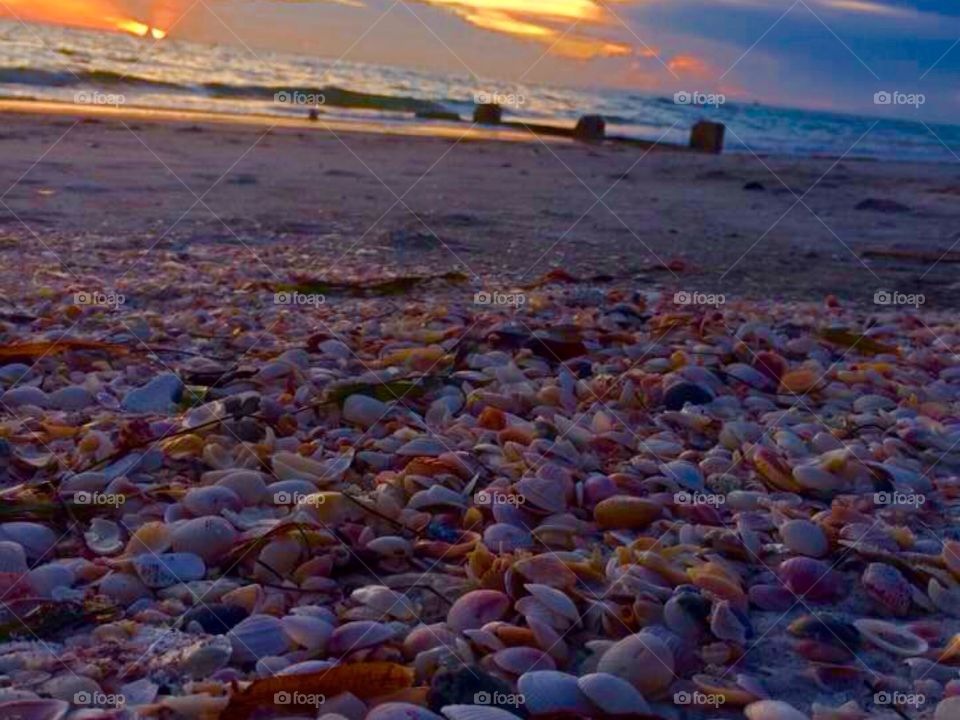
690 121 725 154
473 103 503 124
574 115 606 141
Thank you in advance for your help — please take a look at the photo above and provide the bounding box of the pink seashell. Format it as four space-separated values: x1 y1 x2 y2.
596 631 675 695
581 475 619 509
327 621 397 655
404 624 458 658
862 563 912 616
523 583 578 624
745 699 810 720
778 557 841 602
482 524 533 552
447 590 511 634
577 672 651 716
491 646 557 675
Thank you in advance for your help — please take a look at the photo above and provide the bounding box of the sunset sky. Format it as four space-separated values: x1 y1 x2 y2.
3 0 959 118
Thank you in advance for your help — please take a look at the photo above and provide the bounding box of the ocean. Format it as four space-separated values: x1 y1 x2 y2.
3 20 959 162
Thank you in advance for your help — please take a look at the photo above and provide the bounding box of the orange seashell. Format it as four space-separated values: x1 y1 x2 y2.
462 507 483 530
493 625 537 646
752 447 801 492
635 551 690 586
944 541 960 578
477 406 507 430
692 673 760 706
688 563 746 606
513 554 578 589
780 368 820 394
594 496 662 530
498 425 533 445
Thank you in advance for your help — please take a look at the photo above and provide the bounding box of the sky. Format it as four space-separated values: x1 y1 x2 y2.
3 0 960 120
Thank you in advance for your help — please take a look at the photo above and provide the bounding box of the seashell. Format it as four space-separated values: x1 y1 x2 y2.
664 589 710 638
779 369 820 394
688 562 746 605
0 699 69 720
180 636 233 678
862 563 912 616
409 485 468 512
483 524 533 552
0 523 58 560
342 394 390 428
693 673 762 706
710 599 750 644
121 372 183 413
854 618 927 656
745 699 810 720
0 540 28 574
84 519 124 556
778 557 841 601
660 460 705 491
182 485 242 516
227 614 293 663
517 670 594 716
936 697 960 720
170 517 237 564
441 706 522 720
490 646 556 675
448 590 511 634
214 470 269 505
133 552 206 588
787 613 860 650
577 671 651 716
524 584 578 624
27 564 74 597
327 620 397 655
663 381 713 410
366 703 443 720
124 521 172 555
281 614 334 652
366 535 414 558
2 386 49 408
780 519 828 558
597 631 674 695
748 584 794 611
792 463 846 492
594 496 661 530
929 579 960 618
353 586 418 621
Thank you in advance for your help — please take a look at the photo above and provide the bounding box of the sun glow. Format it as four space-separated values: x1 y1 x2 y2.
0 1 167 40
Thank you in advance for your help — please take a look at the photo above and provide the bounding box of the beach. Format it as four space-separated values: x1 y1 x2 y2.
2 101 960 306
0 100 959 720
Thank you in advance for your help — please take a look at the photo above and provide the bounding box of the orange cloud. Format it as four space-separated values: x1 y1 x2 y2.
0 0 167 37
413 0 633 59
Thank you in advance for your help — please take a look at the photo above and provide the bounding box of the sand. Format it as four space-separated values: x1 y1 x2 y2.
0 100 958 306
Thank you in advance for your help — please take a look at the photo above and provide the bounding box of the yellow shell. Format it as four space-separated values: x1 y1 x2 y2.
161 434 205 459
124 521 172 556
594 496 662 530
779 368 820 394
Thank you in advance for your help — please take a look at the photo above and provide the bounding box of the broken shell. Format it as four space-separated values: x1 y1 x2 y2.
854 618 928 656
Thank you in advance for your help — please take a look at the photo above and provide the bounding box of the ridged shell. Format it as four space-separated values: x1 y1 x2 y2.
577 672 651 716
228 614 293 663
517 671 593 716
448 590 511 633
327 621 397 655
133 552 206 588
0 540 28 573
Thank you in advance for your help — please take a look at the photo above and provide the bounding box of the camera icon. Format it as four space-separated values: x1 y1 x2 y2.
74 292 92 306
874 91 892 105
874 290 892 305
274 292 292 305
673 690 691 705
474 691 491 705
475 92 491 105
74 691 92 705
74 491 92 505
275 91 291 104
474 291 492 305
875 691 891 705
674 91 692 105
873 492 889 505
274 491 292 505
673 291 691 305
275 691 291 704
475 490 491 505
674 491 691 505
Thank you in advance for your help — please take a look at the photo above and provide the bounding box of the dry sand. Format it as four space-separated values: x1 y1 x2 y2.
0 101 958 306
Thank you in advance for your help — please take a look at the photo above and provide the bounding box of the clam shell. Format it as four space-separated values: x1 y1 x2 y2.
182 485 242 516
441 706 522 720
862 563 912 616
0 522 58 560
84 519 124 556
342 394 390 428
0 540 28 574
170 517 237 564
594 496 661 530
577 672 651 716
745 699 809 719
854 619 927 656
490 646 556 675
100 571 150 604
179 636 233 678
780 520 828 558
0 699 69 720
327 620 397 655
366 703 443 720
133 552 206 588
517 670 593 716
448 590 511 634
523 584 578 624
597 631 674 695
228 614 293 663
281 615 334 652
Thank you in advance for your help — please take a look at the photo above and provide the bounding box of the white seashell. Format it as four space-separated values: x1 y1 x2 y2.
343 394 390 428
133 552 206 588
854 618 928 657
170 517 237 564
408 485 468 512
577 672 651 716
523 584 579 623
214 471 269 505
41 674 101 703
397 437 447 456
0 522 58 560
278 660 339 675
281 615 334 652
447 590 511 633
228 614 293 663
327 621 397 655
352 586 418 620
483 524 533 552
182 486 242 516
491 646 556 675
441 705 523 720
517 670 593 716
84 519 124 556
0 540 28 573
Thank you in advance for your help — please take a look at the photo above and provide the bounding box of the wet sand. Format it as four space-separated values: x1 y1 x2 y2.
1 101 959 307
